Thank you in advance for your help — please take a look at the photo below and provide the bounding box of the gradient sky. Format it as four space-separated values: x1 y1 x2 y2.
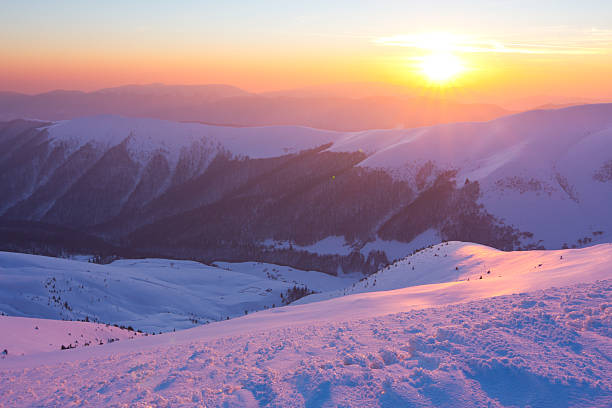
2 1 612 105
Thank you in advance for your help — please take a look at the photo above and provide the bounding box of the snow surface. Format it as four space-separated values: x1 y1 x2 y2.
0 316 142 357
43 115 343 163
299 241 612 305
1 242 611 406
263 232 441 262
262 236 356 257
213 261 358 293
360 229 442 262
0 254 351 333
45 115 220 170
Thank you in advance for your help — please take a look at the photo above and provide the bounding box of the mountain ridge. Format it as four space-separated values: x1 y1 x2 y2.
0 83 511 131
1 104 611 273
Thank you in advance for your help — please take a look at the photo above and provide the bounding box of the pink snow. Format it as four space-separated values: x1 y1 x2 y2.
1 242 611 407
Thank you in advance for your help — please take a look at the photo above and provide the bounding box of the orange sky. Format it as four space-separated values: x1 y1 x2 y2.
2 1 612 109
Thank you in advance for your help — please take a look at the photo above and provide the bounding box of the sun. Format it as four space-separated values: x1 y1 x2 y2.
419 52 465 83
406 32 467 83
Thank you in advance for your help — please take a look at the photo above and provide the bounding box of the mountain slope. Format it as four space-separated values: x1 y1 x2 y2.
0 252 353 333
0 316 142 357
299 241 612 304
1 104 612 273
341 104 612 249
1 243 610 407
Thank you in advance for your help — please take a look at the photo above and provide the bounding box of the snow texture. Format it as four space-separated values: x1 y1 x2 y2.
1 242 611 407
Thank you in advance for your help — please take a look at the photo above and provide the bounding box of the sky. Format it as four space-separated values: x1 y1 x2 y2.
2 0 612 106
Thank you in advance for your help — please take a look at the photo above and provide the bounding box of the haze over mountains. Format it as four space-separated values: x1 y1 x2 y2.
0 83 512 131
1 103 611 275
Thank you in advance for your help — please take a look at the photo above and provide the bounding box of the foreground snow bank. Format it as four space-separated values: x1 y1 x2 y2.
1 280 610 407
1 243 611 406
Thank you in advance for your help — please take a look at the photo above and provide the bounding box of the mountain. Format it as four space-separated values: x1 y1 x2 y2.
0 84 510 131
2 242 611 407
505 95 612 111
94 83 252 99
1 104 611 274
0 251 351 333
261 81 416 98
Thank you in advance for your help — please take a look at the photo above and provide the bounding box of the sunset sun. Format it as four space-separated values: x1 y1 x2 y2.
419 52 465 82
383 32 469 84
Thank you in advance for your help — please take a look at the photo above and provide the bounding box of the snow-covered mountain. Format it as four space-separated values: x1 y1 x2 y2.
1 243 610 407
1 104 611 273
0 115 337 221
340 104 612 249
0 252 355 333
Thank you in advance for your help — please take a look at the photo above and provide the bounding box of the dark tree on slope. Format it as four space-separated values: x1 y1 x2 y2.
281 285 315 305
378 172 526 251
0 124 534 274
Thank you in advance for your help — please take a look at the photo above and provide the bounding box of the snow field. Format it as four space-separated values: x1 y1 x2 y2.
1 280 610 407
1 242 611 406
0 254 355 333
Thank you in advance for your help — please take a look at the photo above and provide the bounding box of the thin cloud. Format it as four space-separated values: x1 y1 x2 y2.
375 33 612 55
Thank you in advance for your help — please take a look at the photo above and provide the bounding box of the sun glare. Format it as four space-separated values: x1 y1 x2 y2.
407 33 466 84
419 52 465 83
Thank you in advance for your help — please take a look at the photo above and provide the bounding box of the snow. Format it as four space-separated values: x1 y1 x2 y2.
360 229 442 262
45 115 220 170
43 115 343 164
300 241 612 304
2 105 612 404
262 236 356 257
0 253 348 333
33 105 612 249
213 261 358 293
262 232 441 263
297 236 355 256
209 125 342 158
1 242 611 406
0 316 142 357
329 104 612 248
337 104 612 182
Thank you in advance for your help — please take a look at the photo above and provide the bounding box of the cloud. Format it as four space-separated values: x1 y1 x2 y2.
374 32 612 55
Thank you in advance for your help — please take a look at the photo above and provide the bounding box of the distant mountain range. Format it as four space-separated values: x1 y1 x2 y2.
0 84 511 131
1 104 611 273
